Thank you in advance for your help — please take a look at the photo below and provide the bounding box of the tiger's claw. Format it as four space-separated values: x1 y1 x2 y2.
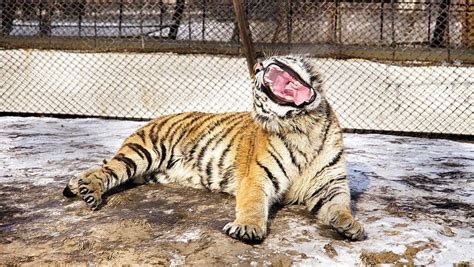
223 222 265 243
78 178 103 210
330 210 366 241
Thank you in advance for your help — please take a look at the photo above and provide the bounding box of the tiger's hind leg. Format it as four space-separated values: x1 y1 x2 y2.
63 166 101 198
63 164 117 210
63 129 162 210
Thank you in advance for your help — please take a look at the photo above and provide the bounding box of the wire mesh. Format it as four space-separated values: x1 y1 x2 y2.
0 0 473 135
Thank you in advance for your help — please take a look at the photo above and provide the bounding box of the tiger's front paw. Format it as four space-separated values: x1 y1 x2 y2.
78 177 103 210
331 211 366 241
338 218 366 241
223 222 265 243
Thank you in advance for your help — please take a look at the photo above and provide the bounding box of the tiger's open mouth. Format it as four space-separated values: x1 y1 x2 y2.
259 60 315 107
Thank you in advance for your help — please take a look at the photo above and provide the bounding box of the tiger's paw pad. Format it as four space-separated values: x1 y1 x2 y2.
223 222 265 243
78 178 103 210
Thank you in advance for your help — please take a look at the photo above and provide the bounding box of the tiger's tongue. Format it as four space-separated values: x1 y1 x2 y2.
265 67 313 106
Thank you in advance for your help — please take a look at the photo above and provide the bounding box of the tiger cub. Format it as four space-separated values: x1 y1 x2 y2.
63 55 365 242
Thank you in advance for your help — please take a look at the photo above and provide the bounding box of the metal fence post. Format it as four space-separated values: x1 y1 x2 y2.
232 0 256 79
119 0 123 37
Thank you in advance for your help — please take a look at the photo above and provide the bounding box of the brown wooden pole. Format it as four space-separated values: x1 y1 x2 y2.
232 0 257 78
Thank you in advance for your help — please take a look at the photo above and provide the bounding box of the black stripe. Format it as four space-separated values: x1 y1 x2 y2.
152 144 160 159
316 108 333 154
162 115 207 172
147 171 160 183
113 153 137 178
198 118 243 171
257 161 280 193
193 114 245 171
165 113 212 162
102 166 117 189
310 74 320 83
219 167 234 190
157 143 167 169
292 125 305 134
162 112 201 139
199 175 210 190
168 113 207 147
208 115 248 152
186 114 220 157
195 118 238 181
126 143 153 172
149 115 176 144
293 145 309 163
316 150 343 177
136 130 146 143
268 149 288 180
103 166 118 180
196 137 215 172
322 188 347 205
167 156 179 169
185 114 219 146
190 113 241 161
310 176 346 199
205 160 213 183
217 131 240 170
278 133 308 163
277 133 300 172
125 143 144 159
218 146 231 169
148 123 159 144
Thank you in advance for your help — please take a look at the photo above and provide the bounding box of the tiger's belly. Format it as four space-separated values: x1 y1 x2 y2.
149 156 238 196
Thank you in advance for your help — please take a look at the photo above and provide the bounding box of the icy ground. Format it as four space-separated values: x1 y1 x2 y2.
0 116 473 265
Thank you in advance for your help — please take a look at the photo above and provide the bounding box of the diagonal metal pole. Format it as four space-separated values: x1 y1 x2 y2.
232 0 257 79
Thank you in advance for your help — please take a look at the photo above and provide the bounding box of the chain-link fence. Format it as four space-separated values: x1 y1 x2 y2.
1 0 473 136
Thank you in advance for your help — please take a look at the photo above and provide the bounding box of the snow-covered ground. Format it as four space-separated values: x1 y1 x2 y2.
0 116 472 265
1 50 472 135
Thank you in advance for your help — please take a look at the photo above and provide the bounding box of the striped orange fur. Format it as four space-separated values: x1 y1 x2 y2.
64 55 365 242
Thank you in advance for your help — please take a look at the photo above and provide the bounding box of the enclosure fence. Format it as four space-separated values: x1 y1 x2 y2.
0 0 473 136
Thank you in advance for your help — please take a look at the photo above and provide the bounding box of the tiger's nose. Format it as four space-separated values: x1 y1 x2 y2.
253 62 263 74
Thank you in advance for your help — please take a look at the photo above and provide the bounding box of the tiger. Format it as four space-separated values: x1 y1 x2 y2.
63 55 366 243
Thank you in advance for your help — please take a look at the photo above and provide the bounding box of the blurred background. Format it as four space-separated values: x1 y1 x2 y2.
0 0 473 136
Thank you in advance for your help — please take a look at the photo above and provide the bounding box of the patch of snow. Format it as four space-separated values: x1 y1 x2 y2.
175 229 203 243
169 253 186 266
162 209 174 215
